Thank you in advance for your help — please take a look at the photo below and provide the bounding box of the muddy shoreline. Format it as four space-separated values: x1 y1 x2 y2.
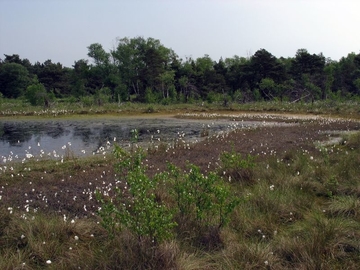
1 112 359 164
1 112 360 218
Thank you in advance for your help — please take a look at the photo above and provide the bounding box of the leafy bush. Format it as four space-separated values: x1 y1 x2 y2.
97 145 176 245
97 140 240 251
145 87 159 103
25 77 53 107
166 162 240 229
80 95 93 107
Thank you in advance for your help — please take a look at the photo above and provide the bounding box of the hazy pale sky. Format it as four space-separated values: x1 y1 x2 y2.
1 0 359 67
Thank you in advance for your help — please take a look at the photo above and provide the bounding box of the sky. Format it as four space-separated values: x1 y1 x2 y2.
0 0 359 67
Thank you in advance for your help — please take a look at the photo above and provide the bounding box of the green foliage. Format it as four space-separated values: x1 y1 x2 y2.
79 95 93 107
87 43 110 66
328 89 345 102
2 40 360 103
325 175 339 197
168 85 178 103
166 162 240 229
232 89 243 103
220 149 256 170
259 78 277 100
303 74 322 101
97 136 240 246
93 87 111 106
97 145 176 244
354 78 360 94
253 88 262 101
220 148 256 184
0 62 30 98
159 70 176 99
160 97 171 105
114 82 128 102
25 77 51 106
67 95 78 104
145 87 158 103
130 128 139 144
206 91 222 104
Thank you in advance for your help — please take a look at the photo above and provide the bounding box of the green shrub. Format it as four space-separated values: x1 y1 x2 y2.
97 145 176 245
25 77 53 107
80 95 93 107
145 87 158 103
160 162 240 250
166 162 240 229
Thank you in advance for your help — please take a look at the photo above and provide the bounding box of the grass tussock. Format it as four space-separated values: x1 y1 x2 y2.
1 122 360 269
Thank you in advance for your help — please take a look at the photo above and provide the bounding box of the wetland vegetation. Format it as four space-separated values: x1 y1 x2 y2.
1 105 360 269
1 36 360 269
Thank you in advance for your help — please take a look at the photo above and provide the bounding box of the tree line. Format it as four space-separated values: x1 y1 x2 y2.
1 36 360 107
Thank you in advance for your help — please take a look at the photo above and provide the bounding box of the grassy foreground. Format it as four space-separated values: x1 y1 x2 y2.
1 122 360 269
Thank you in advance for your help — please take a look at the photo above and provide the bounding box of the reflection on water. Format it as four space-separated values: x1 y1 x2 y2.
0 116 268 163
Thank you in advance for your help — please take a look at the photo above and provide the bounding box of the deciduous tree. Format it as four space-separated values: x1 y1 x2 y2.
0 62 30 98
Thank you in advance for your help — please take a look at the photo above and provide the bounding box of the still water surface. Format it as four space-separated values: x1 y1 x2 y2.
0 115 263 163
